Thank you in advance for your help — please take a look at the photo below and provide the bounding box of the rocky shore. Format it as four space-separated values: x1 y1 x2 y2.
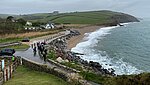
46 27 116 77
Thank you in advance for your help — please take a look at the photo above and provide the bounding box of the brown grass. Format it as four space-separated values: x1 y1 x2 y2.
0 30 60 39
64 24 89 28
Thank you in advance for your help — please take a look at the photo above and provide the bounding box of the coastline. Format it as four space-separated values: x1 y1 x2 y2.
67 26 102 50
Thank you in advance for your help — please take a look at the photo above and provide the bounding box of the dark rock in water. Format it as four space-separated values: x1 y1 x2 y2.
73 52 85 55
81 60 89 66
89 61 102 69
94 62 102 68
88 61 116 76
118 23 124 26
89 61 94 66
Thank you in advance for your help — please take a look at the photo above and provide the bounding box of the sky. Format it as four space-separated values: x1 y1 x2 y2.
0 0 149 17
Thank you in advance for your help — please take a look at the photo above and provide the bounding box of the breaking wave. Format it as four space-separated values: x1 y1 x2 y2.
71 25 143 75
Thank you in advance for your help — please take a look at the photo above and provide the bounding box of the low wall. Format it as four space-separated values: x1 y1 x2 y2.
21 58 91 85
21 58 68 81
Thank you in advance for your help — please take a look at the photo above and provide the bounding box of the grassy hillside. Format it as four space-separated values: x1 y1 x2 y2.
17 13 50 20
19 10 139 25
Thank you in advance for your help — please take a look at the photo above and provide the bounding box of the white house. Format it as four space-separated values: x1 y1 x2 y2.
45 22 55 29
53 11 59 15
26 21 32 26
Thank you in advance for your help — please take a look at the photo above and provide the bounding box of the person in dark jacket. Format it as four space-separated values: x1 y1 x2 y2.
44 49 47 55
33 47 37 55
43 52 47 62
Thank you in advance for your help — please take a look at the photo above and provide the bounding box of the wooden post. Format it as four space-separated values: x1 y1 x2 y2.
9 66 12 78
6 69 8 81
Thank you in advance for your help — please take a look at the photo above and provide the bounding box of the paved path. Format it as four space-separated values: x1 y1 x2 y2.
14 31 74 74
14 31 95 85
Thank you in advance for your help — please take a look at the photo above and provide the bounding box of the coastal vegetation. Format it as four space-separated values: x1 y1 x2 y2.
4 66 68 85
80 71 150 85
47 50 56 60
61 61 83 71
0 16 26 34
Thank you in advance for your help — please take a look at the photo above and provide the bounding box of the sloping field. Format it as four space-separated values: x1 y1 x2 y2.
25 10 139 24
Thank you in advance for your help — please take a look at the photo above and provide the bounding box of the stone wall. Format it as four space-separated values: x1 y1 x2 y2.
21 58 68 81
21 58 92 85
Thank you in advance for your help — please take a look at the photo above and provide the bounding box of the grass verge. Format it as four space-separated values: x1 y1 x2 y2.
61 62 83 71
0 44 30 50
4 66 68 85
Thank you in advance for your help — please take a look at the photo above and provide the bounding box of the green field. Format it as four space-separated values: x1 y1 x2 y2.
4 66 68 85
20 10 139 25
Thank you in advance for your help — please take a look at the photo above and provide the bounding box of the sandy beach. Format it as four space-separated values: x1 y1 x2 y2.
67 26 102 50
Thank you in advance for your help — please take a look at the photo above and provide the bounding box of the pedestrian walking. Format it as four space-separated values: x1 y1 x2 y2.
43 52 47 62
33 47 37 55
44 49 47 55
12 56 15 62
31 44 34 48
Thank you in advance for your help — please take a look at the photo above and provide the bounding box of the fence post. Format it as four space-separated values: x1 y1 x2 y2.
6 69 8 81
9 65 12 78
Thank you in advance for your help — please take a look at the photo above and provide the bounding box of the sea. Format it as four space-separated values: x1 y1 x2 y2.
71 18 150 75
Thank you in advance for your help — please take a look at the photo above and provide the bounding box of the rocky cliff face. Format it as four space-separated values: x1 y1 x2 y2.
110 13 140 23
103 12 140 26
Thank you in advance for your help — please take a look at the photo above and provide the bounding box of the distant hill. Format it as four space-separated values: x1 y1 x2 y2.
1 10 139 26
0 14 15 18
17 10 139 26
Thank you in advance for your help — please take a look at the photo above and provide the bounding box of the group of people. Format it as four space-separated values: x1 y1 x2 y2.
31 41 48 62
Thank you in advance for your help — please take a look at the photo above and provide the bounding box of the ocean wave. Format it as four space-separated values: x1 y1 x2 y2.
71 25 143 75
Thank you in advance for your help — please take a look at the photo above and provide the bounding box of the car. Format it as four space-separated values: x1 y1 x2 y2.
0 48 15 56
22 38 30 42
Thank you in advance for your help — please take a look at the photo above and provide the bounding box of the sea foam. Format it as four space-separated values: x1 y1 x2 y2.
71 25 143 75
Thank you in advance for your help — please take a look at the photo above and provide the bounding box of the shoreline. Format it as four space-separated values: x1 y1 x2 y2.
67 26 102 50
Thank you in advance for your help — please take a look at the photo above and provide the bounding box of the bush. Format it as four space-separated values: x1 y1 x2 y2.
48 50 57 60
